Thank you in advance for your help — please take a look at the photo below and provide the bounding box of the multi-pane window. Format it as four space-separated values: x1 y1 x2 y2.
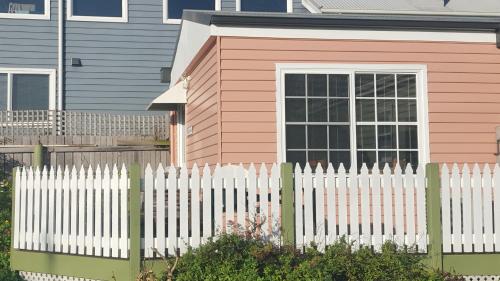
284 72 419 172
165 0 216 22
0 70 54 111
0 0 48 18
240 0 287 12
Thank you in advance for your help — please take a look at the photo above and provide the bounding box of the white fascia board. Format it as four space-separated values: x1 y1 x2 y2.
211 25 497 43
170 20 212 86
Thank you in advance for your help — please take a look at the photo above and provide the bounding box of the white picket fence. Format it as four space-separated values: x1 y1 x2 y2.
12 162 500 259
441 164 500 253
13 165 129 258
294 162 427 253
142 163 282 257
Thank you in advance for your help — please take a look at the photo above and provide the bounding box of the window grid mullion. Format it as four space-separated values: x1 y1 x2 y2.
326 74 330 166
305 74 309 162
395 73 400 166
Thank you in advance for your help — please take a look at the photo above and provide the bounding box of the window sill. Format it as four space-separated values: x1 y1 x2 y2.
0 13 50 20
163 18 181 24
67 15 128 23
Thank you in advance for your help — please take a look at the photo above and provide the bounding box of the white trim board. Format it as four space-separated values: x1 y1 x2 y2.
274 63 430 167
67 0 128 23
0 0 50 20
236 0 293 13
0 68 57 111
211 26 497 43
163 0 222 24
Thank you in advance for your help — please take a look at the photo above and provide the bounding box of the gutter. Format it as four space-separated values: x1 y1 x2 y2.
58 0 64 111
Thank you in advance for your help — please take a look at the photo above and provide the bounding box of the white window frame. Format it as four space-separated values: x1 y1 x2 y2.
0 68 56 111
163 0 221 24
236 0 293 13
67 0 128 23
0 0 50 20
275 63 430 169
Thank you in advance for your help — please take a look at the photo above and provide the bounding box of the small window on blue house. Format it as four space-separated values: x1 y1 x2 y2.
240 0 288 12
0 69 55 111
68 0 127 22
165 0 216 23
0 0 48 19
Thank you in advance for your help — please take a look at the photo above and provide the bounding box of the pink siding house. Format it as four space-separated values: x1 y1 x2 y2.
150 11 500 170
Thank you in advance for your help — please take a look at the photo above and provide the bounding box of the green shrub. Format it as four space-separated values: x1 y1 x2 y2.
0 172 22 281
170 234 462 281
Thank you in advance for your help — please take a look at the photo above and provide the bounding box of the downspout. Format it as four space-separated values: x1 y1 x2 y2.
57 0 64 111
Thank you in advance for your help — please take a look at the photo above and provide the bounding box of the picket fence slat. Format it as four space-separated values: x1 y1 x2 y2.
40 167 48 252
303 164 314 247
155 164 166 257
26 168 34 251
294 164 304 249
382 164 393 241
224 166 235 234
78 167 86 255
167 166 177 256
179 166 189 255
191 164 201 248
315 164 326 251
360 165 370 248
462 164 473 253
338 165 348 239
494 165 500 250
119 165 128 258
33 168 40 251
94 166 103 257
270 164 280 244
326 164 336 246
451 164 462 252
349 167 359 249
102 166 111 257
416 165 427 252
483 165 493 252
202 164 212 244
259 164 269 238
85 166 94 256
371 166 382 251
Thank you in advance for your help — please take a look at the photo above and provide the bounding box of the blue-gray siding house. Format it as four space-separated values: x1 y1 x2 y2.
0 0 311 114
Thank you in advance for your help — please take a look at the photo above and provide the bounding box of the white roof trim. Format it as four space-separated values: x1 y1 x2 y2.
148 82 187 111
170 19 497 84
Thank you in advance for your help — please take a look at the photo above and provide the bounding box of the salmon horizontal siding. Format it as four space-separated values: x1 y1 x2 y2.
185 42 220 167
219 37 500 164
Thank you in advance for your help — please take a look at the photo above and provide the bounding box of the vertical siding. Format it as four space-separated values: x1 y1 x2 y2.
219 37 500 165
64 0 176 113
0 0 58 69
185 41 220 167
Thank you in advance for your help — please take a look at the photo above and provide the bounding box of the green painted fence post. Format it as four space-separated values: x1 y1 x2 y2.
129 163 141 281
33 144 44 169
281 163 295 247
426 163 443 271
